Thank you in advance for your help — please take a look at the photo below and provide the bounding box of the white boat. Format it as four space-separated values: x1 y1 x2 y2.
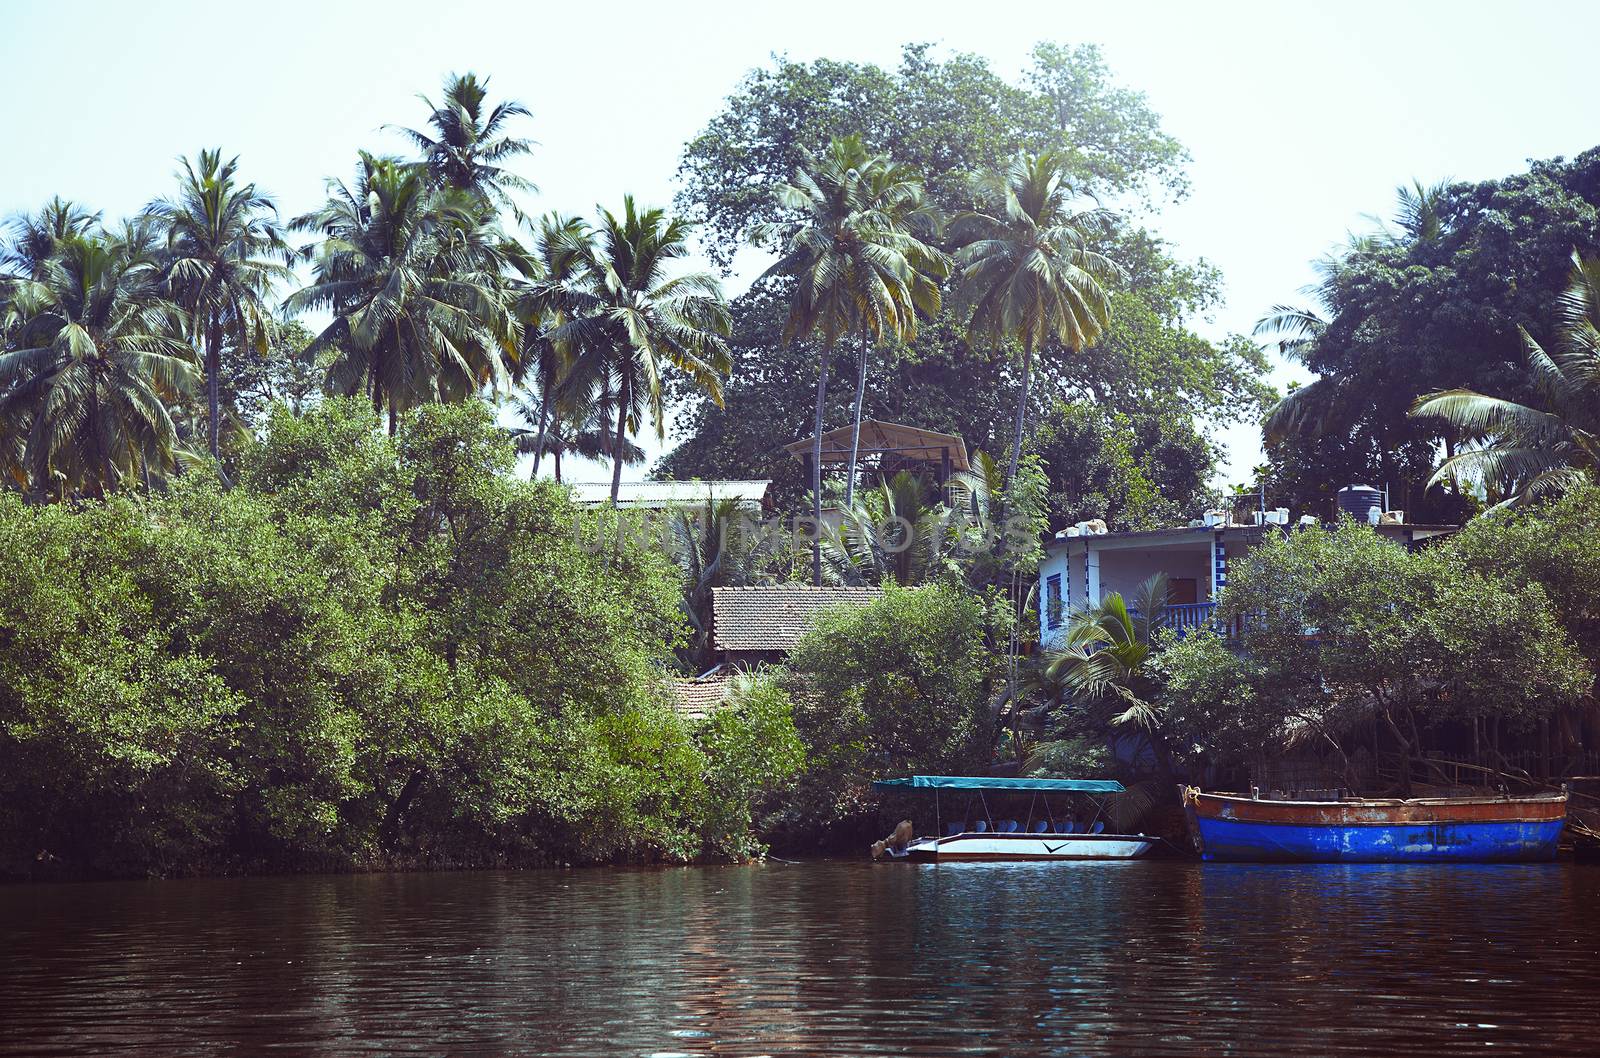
871 775 1158 862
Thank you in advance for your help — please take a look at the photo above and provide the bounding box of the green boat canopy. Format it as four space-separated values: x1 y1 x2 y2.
872 775 1125 793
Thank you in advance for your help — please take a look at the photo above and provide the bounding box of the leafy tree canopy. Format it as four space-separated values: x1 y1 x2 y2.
1263 148 1600 518
664 44 1267 521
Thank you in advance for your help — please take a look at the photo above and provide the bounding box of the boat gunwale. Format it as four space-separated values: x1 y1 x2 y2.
1188 789 1567 810
923 831 1154 845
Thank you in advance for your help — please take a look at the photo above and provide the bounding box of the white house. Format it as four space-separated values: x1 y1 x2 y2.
1036 519 1459 647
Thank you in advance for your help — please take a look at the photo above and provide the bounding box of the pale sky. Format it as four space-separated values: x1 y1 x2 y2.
6 1 1598 486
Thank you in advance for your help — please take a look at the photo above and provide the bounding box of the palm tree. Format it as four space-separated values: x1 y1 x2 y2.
509 387 642 483
288 152 515 433
506 212 590 477
146 149 292 464
551 196 730 505
0 230 197 497
952 150 1120 489
1258 184 1450 446
2 198 102 281
392 72 535 204
1410 250 1600 506
1035 573 1179 777
825 470 954 586
755 136 948 580
669 495 784 669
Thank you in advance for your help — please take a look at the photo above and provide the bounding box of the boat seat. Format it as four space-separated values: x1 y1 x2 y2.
1090 821 1105 835
997 819 1019 833
973 820 988 833
1030 821 1048 833
945 822 964 836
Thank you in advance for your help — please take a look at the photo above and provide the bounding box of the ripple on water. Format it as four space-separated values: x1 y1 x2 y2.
1 861 1597 1056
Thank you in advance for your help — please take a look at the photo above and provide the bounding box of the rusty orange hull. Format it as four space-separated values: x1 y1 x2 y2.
1183 788 1567 863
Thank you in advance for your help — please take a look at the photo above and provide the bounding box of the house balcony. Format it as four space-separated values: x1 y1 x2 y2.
1129 601 1217 637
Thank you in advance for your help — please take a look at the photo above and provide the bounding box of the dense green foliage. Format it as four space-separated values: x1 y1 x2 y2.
663 45 1269 530
1412 250 1600 506
776 583 1001 842
1153 522 1592 787
1259 150 1600 517
0 401 800 877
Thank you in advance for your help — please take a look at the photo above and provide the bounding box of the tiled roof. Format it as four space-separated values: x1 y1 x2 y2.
711 586 883 653
568 480 771 508
670 673 736 722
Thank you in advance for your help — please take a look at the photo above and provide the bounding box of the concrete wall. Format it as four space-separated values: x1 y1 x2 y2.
1095 544 1213 602
1038 547 1072 646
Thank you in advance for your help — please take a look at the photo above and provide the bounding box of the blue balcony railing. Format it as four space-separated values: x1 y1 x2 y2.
1128 601 1217 637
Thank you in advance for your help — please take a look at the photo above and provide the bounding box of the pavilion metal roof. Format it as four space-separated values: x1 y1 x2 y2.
783 419 970 473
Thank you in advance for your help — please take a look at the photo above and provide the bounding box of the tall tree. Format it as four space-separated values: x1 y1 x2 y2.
1252 150 1600 519
506 212 590 478
0 229 197 497
509 381 643 483
146 149 291 463
754 136 947 579
552 197 730 504
953 150 1120 488
288 152 515 433
1411 250 1600 506
392 72 535 204
1 198 102 281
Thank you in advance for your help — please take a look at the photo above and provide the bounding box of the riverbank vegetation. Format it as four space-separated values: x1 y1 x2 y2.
5 42 1600 874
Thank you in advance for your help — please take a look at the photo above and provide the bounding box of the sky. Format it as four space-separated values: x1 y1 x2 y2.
5 0 1598 487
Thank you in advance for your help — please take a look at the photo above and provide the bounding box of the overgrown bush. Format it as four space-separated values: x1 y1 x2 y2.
1153 521 1592 787
0 399 790 877
776 583 999 844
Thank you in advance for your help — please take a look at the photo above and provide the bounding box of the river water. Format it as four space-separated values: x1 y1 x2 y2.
3 861 1597 1056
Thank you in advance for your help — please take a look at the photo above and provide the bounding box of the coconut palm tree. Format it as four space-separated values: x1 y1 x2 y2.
506 212 590 477
1410 250 1600 506
1034 573 1179 776
755 136 947 580
0 230 197 497
825 470 955 586
2 198 102 281
392 72 535 204
146 149 292 464
509 385 642 483
952 150 1120 489
288 152 515 433
551 196 730 505
774 139 944 497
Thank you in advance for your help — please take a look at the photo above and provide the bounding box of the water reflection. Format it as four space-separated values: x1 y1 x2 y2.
2 863 1596 1056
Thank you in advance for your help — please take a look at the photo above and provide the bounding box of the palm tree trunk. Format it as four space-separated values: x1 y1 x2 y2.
811 345 833 586
530 384 552 479
553 449 563 484
610 378 629 506
844 324 869 509
206 318 222 460
1006 342 1035 489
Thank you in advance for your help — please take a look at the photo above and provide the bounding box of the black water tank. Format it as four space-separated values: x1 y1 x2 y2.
1336 485 1383 523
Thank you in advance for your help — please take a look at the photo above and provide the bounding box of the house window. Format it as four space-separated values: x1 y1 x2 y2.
1046 573 1064 630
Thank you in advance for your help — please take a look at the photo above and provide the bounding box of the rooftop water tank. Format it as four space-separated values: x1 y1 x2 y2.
1336 485 1383 524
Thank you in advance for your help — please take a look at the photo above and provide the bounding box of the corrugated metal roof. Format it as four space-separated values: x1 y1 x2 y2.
567 479 772 508
711 586 883 653
783 419 970 472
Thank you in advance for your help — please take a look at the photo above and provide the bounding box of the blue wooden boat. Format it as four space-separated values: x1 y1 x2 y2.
1182 786 1568 863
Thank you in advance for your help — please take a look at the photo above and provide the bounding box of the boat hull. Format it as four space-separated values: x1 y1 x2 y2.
900 832 1156 862
1183 788 1567 863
